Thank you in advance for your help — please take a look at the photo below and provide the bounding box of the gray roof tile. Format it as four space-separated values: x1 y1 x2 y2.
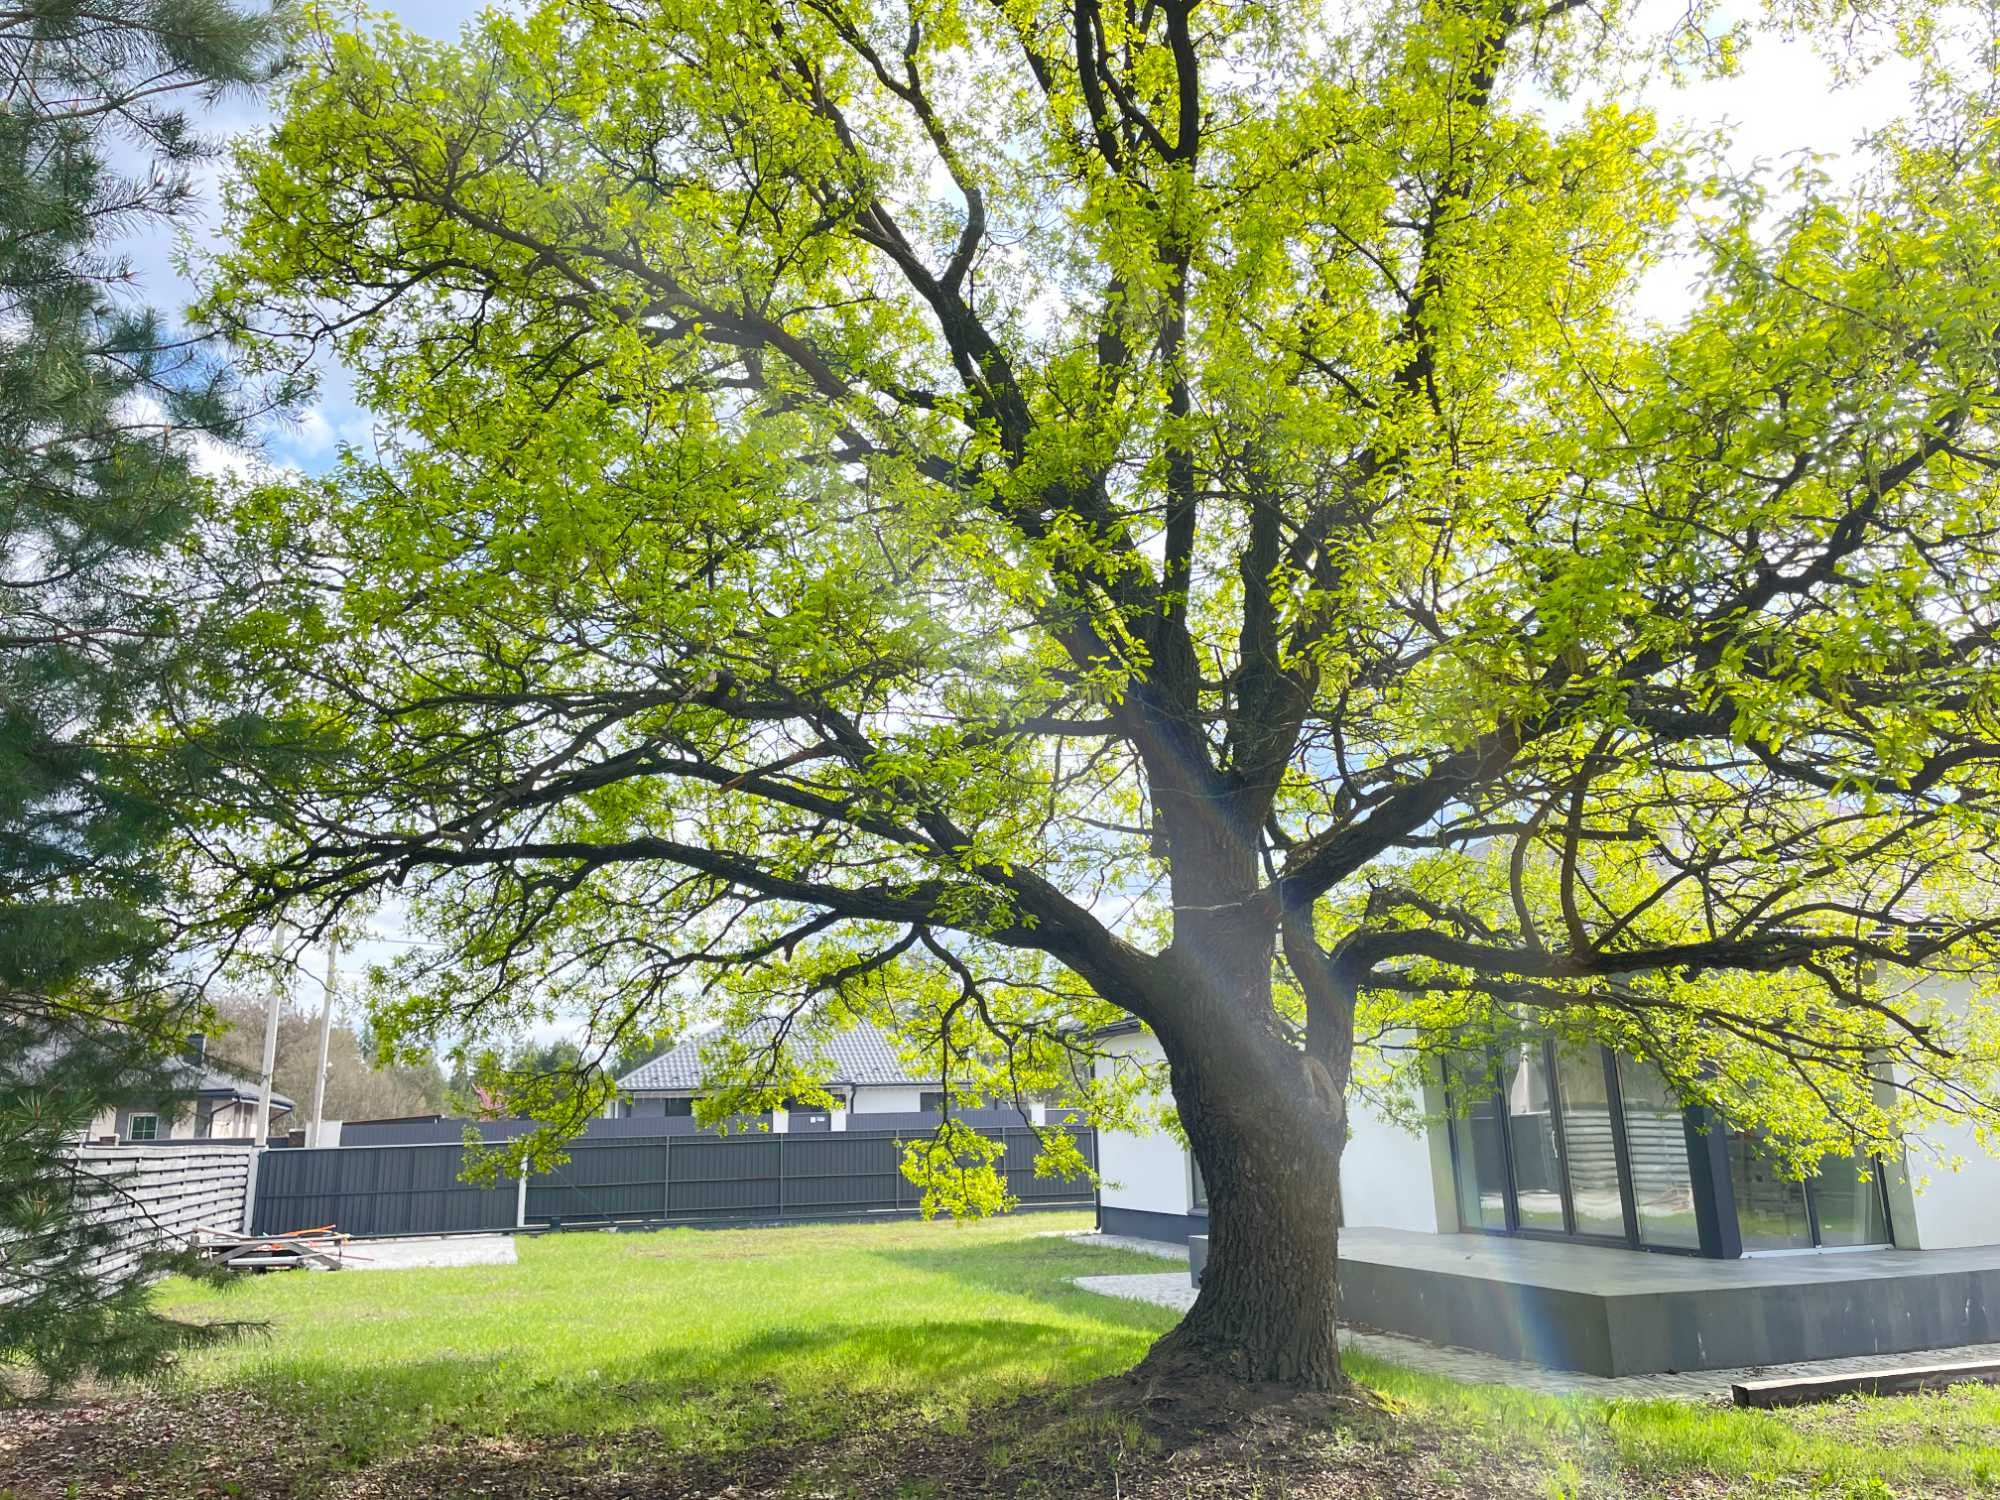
617 1018 927 1092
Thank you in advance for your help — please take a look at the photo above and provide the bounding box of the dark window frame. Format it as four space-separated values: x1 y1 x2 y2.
1444 1041 1705 1258
1447 1041 1897 1259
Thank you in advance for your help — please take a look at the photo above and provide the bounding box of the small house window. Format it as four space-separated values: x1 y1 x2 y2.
662 1096 696 1117
920 1091 946 1112
128 1114 159 1142
1190 1157 1208 1213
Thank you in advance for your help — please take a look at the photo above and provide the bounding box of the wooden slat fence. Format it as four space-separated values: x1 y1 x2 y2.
64 1143 255 1283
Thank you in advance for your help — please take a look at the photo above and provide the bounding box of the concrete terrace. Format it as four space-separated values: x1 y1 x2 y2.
1076 1228 2000 1379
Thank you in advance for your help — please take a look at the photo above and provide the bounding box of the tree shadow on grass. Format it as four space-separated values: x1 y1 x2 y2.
863 1234 1184 1327
219 1314 1118 1472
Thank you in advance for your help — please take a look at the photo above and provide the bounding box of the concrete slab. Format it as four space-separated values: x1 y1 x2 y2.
1041 1231 1189 1262
1336 1228 2000 1376
1074 1228 2000 1378
332 1235 518 1271
1073 1270 2000 1400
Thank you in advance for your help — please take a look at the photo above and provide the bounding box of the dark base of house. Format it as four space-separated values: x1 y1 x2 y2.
1098 1205 1207 1243
1339 1229 2000 1377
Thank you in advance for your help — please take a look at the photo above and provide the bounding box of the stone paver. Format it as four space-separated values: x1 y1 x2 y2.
1074 1269 2000 1400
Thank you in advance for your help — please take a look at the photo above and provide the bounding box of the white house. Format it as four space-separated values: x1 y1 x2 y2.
614 1017 943 1129
82 1038 294 1144
1093 1017 2000 1258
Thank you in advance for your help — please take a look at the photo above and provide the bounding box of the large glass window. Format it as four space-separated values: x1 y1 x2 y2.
1555 1046 1626 1238
1448 1040 1896 1257
1446 1056 1510 1230
1813 1153 1891 1247
1729 1132 1892 1250
1502 1042 1566 1231
1727 1130 1815 1251
1614 1055 1701 1249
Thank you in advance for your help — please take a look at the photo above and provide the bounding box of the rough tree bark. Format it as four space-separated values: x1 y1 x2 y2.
1128 881 1356 1391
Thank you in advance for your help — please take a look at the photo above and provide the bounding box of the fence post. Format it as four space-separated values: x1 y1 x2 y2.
240 1145 261 1234
515 1170 527 1230
776 1133 786 1218
662 1132 672 1220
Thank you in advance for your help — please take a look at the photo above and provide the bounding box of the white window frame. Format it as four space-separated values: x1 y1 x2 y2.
128 1113 159 1141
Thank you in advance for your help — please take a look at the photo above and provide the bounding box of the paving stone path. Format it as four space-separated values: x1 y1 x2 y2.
1066 1237 2000 1400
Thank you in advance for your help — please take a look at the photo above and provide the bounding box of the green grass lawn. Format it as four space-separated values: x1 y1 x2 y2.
8 1211 2000 1498
156 1211 1174 1458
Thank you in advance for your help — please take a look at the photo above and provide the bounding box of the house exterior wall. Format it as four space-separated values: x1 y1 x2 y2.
1881 979 2000 1251
1893 1118 2000 1249
852 1084 925 1112
84 1097 275 1143
625 1083 927 1115
1343 1090 1440 1234
1092 1028 1441 1243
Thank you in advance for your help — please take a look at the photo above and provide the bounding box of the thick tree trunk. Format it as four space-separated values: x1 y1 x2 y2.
1141 1091 1347 1388
1131 936 1354 1392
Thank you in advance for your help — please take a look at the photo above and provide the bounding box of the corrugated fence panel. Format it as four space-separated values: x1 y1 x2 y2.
836 1108 1033 1134
663 1135 783 1220
339 1113 758 1147
251 1145 517 1237
528 1139 672 1223
778 1130 898 1214
250 1127 1097 1237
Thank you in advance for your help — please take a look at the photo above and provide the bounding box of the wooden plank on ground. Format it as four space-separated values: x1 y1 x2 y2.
1732 1360 2000 1408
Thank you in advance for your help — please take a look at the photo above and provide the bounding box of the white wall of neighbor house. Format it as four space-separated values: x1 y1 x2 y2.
83 1097 279 1143
1092 1029 1442 1230
853 1085 926 1113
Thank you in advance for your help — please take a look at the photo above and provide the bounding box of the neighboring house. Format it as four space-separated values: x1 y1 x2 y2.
616 1018 944 1130
83 1037 294 1144
1095 1012 2000 1255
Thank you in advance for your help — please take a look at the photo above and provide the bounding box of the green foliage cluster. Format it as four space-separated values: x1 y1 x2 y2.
0 0 286 1391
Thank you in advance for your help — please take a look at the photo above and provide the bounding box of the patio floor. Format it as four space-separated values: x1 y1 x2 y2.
1082 1227 2000 1378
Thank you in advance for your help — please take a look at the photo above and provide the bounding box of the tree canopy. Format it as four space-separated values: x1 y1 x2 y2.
192 0 2000 1386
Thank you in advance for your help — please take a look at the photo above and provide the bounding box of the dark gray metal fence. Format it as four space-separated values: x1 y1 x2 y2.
250 1143 519 1237
250 1126 1095 1237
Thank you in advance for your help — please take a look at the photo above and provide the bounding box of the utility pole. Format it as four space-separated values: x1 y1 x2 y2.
309 942 339 1148
255 930 288 1144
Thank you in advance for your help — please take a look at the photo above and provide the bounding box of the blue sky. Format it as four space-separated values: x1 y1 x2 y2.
134 2 492 479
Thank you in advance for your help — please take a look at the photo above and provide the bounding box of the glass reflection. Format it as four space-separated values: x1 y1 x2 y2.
1614 1055 1701 1249
1555 1046 1625 1238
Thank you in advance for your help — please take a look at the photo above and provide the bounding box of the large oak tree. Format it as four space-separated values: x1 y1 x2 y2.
196 0 2000 1390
